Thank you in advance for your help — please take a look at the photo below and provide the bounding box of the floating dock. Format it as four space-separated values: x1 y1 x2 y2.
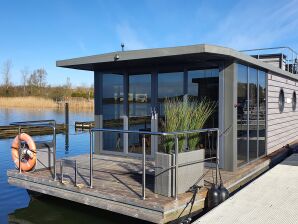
0 124 66 139
74 121 94 130
195 153 298 224
7 144 293 224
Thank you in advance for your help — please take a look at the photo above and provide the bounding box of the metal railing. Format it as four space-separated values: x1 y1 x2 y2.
10 120 57 180
241 46 298 74
89 127 220 200
9 120 220 200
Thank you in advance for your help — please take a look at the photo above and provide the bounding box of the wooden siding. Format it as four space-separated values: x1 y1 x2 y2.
267 72 298 154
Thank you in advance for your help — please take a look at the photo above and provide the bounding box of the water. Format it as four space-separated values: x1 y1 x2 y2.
0 108 146 224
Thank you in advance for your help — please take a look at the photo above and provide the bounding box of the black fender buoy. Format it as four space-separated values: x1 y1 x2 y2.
219 184 229 203
207 184 220 209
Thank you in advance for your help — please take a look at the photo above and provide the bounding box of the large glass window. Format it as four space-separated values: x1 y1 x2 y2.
188 68 219 159
237 64 267 166
258 71 266 157
128 74 152 154
102 74 124 152
188 69 219 100
237 65 248 166
188 68 219 128
158 72 184 115
249 68 258 162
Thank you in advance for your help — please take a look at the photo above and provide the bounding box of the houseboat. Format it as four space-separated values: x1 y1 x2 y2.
7 44 298 223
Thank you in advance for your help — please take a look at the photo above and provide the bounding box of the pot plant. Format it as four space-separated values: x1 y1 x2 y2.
154 97 216 197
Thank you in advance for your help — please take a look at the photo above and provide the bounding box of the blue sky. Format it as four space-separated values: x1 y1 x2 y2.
0 0 298 86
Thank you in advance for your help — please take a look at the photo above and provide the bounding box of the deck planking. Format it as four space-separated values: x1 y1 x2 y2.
7 143 294 223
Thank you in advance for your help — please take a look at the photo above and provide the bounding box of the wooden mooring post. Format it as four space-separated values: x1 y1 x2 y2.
65 103 69 152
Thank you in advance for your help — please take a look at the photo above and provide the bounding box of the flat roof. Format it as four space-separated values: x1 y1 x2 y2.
56 44 298 80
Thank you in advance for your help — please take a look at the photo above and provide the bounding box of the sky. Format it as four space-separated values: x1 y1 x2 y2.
0 0 298 86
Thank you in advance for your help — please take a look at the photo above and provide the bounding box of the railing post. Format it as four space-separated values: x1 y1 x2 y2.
174 135 179 200
142 135 146 200
89 130 93 188
18 126 21 174
53 123 57 181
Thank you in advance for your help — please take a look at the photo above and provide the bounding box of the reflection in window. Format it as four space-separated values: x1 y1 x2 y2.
158 72 184 115
249 68 258 162
128 74 151 155
188 69 219 100
237 64 248 166
129 74 151 116
237 64 267 166
103 74 124 120
188 69 219 128
258 70 266 157
102 74 124 151
188 68 219 159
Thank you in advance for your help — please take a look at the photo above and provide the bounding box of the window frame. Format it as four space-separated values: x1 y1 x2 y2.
279 88 285 113
292 91 297 111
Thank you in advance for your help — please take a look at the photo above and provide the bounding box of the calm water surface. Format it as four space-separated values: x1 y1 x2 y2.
0 108 146 224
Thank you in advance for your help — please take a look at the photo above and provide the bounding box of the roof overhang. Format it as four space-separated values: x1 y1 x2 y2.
56 44 298 80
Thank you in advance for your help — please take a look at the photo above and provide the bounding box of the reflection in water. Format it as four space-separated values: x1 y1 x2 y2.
9 195 147 224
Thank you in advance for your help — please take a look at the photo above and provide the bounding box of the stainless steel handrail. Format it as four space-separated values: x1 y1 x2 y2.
10 120 57 180
240 46 298 56
240 46 298 74
89 128 220 200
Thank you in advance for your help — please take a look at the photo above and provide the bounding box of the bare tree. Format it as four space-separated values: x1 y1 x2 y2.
36 68 47 88
65 77 72 98
1 60 12 95
66 77 71 89
36 68 47 95
27 71 38 95
20 67 29 95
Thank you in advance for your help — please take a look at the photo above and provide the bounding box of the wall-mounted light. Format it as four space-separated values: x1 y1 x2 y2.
114 54 120 61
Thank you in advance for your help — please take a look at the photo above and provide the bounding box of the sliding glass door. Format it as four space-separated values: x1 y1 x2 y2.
128 74 152 155
102 74 124 153
237 65 248 166
237 64 267 167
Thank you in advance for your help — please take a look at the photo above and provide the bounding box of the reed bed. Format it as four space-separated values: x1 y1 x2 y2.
59 98 94 111
0 97 94 111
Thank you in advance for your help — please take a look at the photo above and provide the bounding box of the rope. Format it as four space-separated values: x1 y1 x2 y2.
178 186 199 224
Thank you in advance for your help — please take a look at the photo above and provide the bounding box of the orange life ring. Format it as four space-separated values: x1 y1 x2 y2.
11 133 36 172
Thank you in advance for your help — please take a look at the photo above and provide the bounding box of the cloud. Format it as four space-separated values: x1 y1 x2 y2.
116 22 147 50
78 40 87 53
200 0 298 50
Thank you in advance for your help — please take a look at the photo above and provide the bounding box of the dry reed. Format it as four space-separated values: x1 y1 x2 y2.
0 96 94 111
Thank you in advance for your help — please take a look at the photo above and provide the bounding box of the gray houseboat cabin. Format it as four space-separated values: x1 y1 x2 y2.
7 44 298 224
57 44 298 171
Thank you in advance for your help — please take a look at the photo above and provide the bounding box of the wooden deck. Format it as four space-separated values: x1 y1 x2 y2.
7 145 293 224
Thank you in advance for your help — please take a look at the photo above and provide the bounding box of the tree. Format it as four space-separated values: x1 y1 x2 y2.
36 68 47 88
27 68 47 95
20 67 29 95
1 60 12 95
65 77 72 98
27 71 38 95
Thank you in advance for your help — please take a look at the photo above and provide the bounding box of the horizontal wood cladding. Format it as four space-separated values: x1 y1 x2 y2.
268 133 298 154
267 72 298 154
